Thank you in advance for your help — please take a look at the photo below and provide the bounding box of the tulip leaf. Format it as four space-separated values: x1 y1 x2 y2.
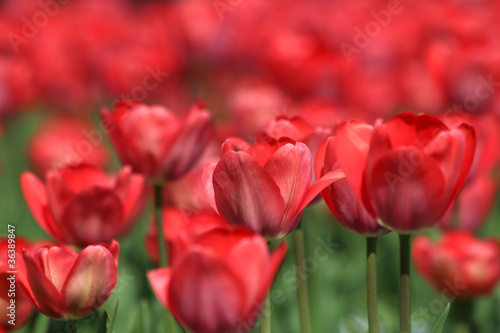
109 301 119 333
96 311 109 333
33 313 50 333
432 303 451 333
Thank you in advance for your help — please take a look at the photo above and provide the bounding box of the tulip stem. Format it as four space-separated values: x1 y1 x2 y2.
261 292 271 333
451 300 476 333
366 237 380 333
154 184 178 333
154 184 168 267
399 233 411 333
294 226 312 333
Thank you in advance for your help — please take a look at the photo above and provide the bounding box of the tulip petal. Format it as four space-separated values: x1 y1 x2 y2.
264 142 312 228
58 165 112 192
20 172 64 241
62 245 118 319
60 188 124 247
424 124 475 214
147 268 172 309
212 152 285 235
297 169 345 213
33 246 78 292
21 250 65 319
161 106 213 180
168 249 246 333
383 112 448 149
334 121 374 203
366 148 446 232
247 137 296 167
201 162 220 215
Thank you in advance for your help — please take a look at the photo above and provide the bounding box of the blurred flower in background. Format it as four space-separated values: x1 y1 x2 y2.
413 232 500 299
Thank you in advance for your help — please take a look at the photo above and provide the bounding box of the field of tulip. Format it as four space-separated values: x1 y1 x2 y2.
1 0 500 333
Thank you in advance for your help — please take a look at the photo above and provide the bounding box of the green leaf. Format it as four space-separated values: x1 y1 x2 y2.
32 313 50 333
97 311 109 333
109 301 120 333
432 303 451 333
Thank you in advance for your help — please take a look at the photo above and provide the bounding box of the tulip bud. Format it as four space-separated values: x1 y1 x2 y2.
101 100 213 182
334 112 476 233
17 241 119 320
203 136 343 239
148 229 287 333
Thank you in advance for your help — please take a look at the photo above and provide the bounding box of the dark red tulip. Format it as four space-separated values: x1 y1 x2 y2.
148 229 287 333
334 112 475 233
413 232 500 299
203 136 342 239
21 165 145 247
101 100 213 182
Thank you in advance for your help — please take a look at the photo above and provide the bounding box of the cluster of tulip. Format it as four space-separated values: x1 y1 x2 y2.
1 0 500 332
2 97 499 333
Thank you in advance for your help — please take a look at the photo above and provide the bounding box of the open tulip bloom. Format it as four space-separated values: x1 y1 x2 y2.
202 136 344 240
17 240 119 321
21 164 145 247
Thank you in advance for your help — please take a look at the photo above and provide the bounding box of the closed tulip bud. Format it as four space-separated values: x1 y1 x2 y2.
202 136 342 239
21 165 145 247
17 240 119 320
413 232 500 299
101 100 213 182
147 229 287 333
334 112 475 233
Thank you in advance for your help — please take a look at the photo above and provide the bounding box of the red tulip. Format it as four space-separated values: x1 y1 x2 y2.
334 112 475 233
21 165 145 247
28 117 110 176
315 137 389 237
0 237 35 332
147 229 287 333
413 232 500 299
144 208 228 265
17 240 119 320
202 136 342 239
101 100 213 181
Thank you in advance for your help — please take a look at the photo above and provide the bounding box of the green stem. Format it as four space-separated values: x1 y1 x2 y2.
399 234 411 333
154 184 168 267
261 292 271 333
294 227 312 333
366 237 380 333
67 320 78 333
451 300 475 333
154 184 177 333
